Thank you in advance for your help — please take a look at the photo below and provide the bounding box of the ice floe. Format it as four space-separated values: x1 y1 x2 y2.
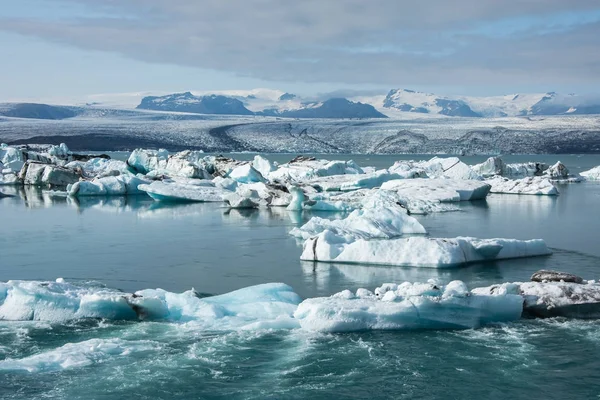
580 166 600 181
381 178 491 202
300 232 551 267
138 180 228 202
290 206 426 240
294 280 524 332
486 176 559 195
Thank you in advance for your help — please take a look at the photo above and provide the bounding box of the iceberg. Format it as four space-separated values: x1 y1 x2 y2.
580 166 600 181
417 157 482 180
252 155 278 178
227 163 266 184
294 280 524 332
0 280 301 329
223 192 259 209
308 170 407 192
19 162 81 187
138 180 229 202
486 176 559 195
286 186 355 212
381 178 491 202
290 206 426 240
268 157 363 183
67 175 149 196
300 232 551 267
65 157 131 178
127 148 169 174
473 277 600 320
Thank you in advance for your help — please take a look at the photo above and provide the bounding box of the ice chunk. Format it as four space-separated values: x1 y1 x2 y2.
0 144 25 172
486 176 559 195
471 157 505 178
47 143 70 158
294 280 524 332
473 280 600 319
252 155 277 177
0 280 302 330
67 175 149 196
300 232 551 268
227 163 266 183
0 171 20 186
381 178 491 202
65 158 131 178
417 157 482 180
286 186 355 211
20 162 80 187
223 192 259 209
580 166 600 181
268 157 363 183
127 148 169 174
139 181 230 202
290 206 426 240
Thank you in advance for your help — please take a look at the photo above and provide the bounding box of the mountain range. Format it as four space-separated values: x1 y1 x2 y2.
2 88 600 120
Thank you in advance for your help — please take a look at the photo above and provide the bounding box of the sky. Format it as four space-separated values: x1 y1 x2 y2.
1 0 600 102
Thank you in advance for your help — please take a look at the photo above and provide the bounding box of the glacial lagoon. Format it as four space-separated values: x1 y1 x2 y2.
1 153 600 399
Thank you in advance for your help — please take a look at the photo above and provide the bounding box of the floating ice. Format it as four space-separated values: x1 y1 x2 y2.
0 280 301 329
418 157 482 180
227 163 266 184
300 232 551 267
65 158 131 178
381 178 491 202
294 281 524 332
580 166 600 181
138 181 229 202
290 206 426 240
252 155 278 178
486 176 559 195
268 157 363 183
0 144 25 172
67 175 149 196
20 162 80 187
473 280 600 319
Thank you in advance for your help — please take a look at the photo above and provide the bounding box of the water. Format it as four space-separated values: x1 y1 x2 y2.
1 154 600 399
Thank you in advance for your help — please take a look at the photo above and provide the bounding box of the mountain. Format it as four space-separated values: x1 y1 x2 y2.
259 98 387 119
137 92 387 119
0 103 80 120
382 89 600 117
383 89 481 117
137 92 254 115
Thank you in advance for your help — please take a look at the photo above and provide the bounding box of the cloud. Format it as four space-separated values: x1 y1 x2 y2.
2 0 600 88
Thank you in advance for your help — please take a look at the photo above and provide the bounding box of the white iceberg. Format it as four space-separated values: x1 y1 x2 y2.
418 157 482 180
65 157 131 178
0 280 301 330
268 157 363 183
580 166 600 181
286 186 355 212
20 162 80 187
381 178 491 202
308 170 407 192
67 175 149 196
138 180 229 202
294 280 524 332
473 280 600 319
486 176 559 195
300 231 551 268
252 155 278 178
290 206 426 240
227 163 266 184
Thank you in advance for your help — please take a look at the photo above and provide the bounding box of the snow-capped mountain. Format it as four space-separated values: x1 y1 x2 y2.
137 92 254 115
382 89 600 117
137 92 387 119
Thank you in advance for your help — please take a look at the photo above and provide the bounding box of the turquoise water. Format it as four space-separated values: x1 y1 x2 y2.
1 154 600 399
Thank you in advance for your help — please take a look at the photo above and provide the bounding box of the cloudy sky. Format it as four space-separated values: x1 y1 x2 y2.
2 0 600 101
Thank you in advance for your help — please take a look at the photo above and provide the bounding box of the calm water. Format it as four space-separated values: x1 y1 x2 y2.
1 154 600 399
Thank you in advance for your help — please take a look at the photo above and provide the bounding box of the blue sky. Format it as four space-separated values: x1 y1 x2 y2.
1 0 600 102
